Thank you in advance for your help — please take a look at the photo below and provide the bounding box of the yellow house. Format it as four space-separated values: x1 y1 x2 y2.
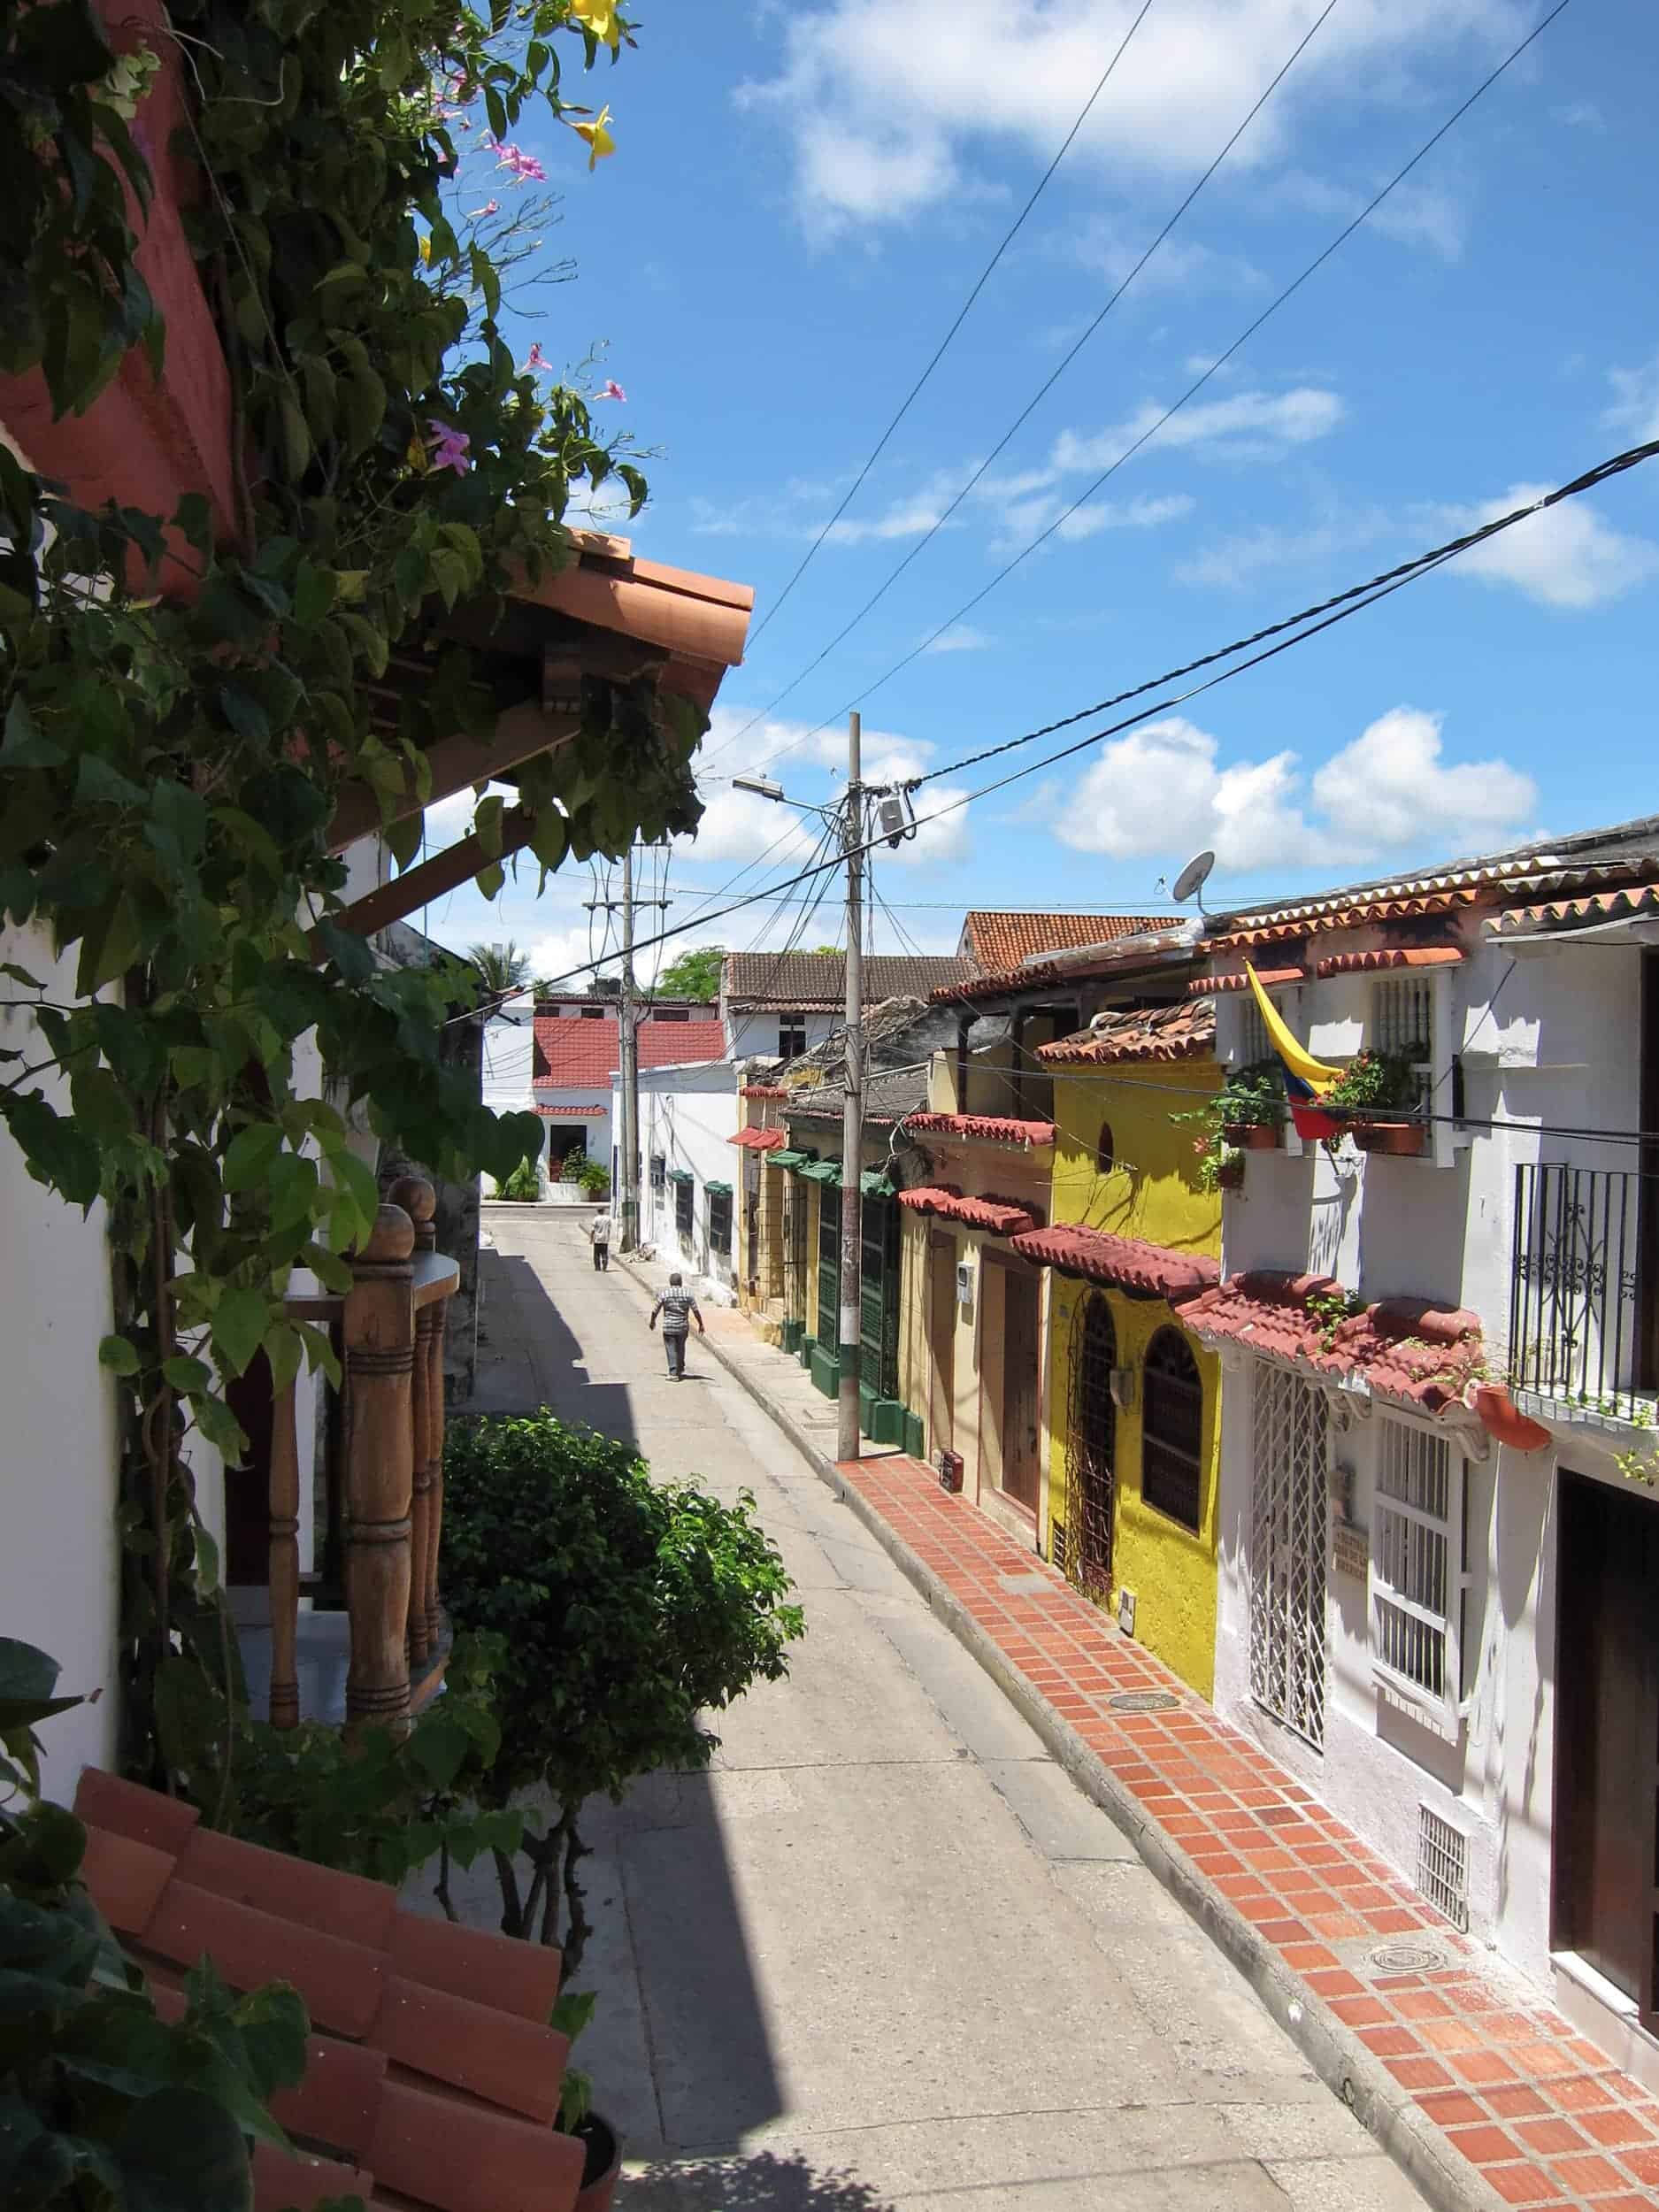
1012 1000 1225 1696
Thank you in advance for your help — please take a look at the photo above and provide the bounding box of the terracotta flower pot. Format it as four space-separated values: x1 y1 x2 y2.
1223 1122 1281 1151
572 2112 622 2212
1470 1383 1552 1454
1351 1120 1426 1157
1217 1156 1246 1190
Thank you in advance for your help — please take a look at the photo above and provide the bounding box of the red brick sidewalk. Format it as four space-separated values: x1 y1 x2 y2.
833 1451 1659 2212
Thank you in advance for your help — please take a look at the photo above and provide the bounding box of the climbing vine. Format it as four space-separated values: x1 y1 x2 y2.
0 0 697 1788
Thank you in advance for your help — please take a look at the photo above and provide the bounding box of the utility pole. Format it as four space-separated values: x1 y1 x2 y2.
837 711 864 1464
618 845 639 1252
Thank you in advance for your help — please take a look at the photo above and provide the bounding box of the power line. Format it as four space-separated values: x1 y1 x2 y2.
716 0 1339 765
503 426 1659 1002
738 0 1158 662
747 0 1575 764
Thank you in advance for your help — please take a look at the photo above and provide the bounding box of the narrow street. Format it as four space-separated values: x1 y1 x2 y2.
467 1210 1428 2212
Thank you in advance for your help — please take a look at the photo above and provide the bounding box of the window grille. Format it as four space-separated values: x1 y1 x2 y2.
1064 1294 1116 1597
580 1005 606 1019
673 1178 694 1241
779 1016 807 1058
1237 995 1271 1066
654 1006 690 1022
1141 1327 1204 1532
1416 1803 1471 1931
1371 975 1432 1060
1371 1417 1465 1727
708 1187 733 1255
1249 1363 1329 1748
649 1154 665 1193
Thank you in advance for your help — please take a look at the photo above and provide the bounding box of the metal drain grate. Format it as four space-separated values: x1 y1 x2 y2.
1107 1689 1182 1714
1416 1803 1471 1932
1367 1939 1451 1977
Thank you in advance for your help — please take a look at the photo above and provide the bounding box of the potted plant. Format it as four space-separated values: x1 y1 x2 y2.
1321 1047 1427 1156
1216 1064 1286 1151
551 1992 623 2211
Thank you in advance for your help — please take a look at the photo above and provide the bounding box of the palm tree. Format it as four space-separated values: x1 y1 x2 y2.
467 940 532 996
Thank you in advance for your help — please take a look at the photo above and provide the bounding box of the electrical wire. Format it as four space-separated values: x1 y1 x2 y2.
740 0 1576 768
739 0 1159 661
714 0 1340 764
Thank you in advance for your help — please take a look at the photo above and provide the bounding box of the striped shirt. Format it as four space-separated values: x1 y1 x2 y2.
651 1286 702 1334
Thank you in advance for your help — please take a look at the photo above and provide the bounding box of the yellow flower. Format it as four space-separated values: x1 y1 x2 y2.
419 234 432 264
571 104 615 170
570 0 621 51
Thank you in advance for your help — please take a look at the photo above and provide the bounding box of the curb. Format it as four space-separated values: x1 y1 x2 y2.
623 1255 1503 2212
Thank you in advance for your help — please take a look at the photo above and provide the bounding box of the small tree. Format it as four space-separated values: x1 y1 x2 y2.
441 1413 804 1968
655 946 724 1001
468 941 534 995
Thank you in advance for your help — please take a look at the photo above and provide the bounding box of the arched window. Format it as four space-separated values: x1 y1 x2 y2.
1141 1327 1203 1532
1095 1120 1115 1173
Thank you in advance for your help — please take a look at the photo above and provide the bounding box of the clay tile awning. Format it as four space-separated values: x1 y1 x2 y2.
1039 999 1214 1065
740 1084 789 1100
1486 880 1659 937
533 1102 608 1117
906 1110 1056 1147
729 1125 786 1150
1190 963 1305 995
895 1186 1038 1236
1314 946 1464 977
1183 1271 1480 1412
1008 1225 1219 1304
73 1770 588 2212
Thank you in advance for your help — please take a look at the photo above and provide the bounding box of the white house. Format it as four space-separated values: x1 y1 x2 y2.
629 1059 742 1300
718 950 977 1063
1187 816 1659 2084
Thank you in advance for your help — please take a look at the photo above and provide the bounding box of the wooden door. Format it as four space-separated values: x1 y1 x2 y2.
1554 1471 1659 2025
1001 1271 1041 1511
928 1238 956 1455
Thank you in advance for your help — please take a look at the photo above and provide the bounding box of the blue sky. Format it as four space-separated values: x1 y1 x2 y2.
422 0 1658 986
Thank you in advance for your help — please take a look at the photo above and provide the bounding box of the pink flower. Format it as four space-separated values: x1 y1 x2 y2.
426 419 472 475
495 142 547 182
468 199 500 217
524 343 549 372
599 379 627 403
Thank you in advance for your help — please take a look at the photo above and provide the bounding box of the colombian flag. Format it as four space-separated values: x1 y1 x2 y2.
1245 964 1344 1141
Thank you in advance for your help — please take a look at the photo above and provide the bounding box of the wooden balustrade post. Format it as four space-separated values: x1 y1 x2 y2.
267 1379 301 1730
389 1176 439 1668
343 1202 416 1734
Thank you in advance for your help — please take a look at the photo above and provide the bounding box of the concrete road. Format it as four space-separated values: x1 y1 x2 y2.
465 1210 1427 2212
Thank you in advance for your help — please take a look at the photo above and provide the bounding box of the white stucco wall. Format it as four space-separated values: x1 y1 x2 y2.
1210 926 1645 2002
629 1064 740 1298
723 1007 837 1063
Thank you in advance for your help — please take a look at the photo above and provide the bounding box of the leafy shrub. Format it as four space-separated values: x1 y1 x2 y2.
497 1156 541 1203
442 1413 804 1965
574 1156 610 1198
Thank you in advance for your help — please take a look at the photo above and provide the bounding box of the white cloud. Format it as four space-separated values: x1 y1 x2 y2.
1064 215 1261 298
741 0 1524 236
1554 100 1604 130
1054 386 1344 470
1607 351 1659 444
991 488 1195 552
1441 482 1659 610
1055 705 1535 874
1175 507 1391 588
1261 168 1469 260
822 467 973 544
925 623 991 653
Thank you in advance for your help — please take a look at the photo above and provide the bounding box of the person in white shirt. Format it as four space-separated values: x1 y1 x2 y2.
649 1274 704 1378
588 1211 612 1271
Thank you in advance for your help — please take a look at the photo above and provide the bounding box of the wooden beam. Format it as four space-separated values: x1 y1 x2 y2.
315 805 538 951
326 697 581 854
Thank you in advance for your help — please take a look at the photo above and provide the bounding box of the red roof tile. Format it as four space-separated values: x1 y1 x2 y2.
1189 963 1305 995
73 1770 586 2212
723 951 975 1009
1010 1225 1218 1303
533 1102 608 1117
1183 1272 1480 1410
907 1110 1055 1147
728 1125 786 1149
1486 879 1659 937
895 1186 1038 1235
961 910 1176 972
532 1009 726 1086
1314 946 1464 976
740 1083 788 1099
1039 1000 1215 1066
1207 853 1659 951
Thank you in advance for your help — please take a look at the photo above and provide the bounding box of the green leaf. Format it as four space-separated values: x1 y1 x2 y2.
211 1288 270 1381
97 1334 141 1376
118 2085 254 2212
4 1093 102 1210
189 1393 249 1462
75 890 142 996
222 1122 284 1192
474 858 505 901
0 696 65 769
386 812 423 871
194 1526 220 1597
472 793 504 860
218 680 270 743
292 560 336 626
527 808 568 872
0 961 43 990
163 1356 212 1394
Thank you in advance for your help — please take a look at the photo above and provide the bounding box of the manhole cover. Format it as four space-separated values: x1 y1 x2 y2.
1367 1939 1449 1976
1107 1690 1182 1714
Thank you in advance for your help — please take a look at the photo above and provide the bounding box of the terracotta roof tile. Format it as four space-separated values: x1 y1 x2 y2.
932 956 1068 1005
961 910 1176 971
724 952 977 1009
906 1110 1055 1146
740 1083 788 1099
895 1186 1038 1236
76 1772 586 2212
1486 879 1659 936
1184 1271 1481 1410
1314 946 1464 976
1189 963 1305 995
1039 1000 1215 1065
1010 1225 1218 1302
532 1008 726 1086
1207 852 1659 951
728 1125 786 1149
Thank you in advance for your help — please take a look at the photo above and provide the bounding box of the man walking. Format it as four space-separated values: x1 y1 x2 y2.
649 1271 704 1379
587 1210 611 1271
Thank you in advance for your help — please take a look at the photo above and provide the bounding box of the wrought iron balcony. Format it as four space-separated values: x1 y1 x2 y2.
1509 1162 1650 1417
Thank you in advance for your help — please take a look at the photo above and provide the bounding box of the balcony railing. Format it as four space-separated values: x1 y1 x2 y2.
267 1174 459 1734
1509 1162 1648 1417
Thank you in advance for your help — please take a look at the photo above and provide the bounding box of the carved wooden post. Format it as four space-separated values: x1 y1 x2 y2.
268 1379 301 1730
389 1176 438 1667
343 1202 416 1733
423 1289 449 1650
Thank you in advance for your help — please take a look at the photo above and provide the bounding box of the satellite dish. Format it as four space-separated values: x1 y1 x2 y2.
1171 849 1216 906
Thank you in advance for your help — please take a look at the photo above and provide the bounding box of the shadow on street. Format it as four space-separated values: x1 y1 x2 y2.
622 2148 898 2209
